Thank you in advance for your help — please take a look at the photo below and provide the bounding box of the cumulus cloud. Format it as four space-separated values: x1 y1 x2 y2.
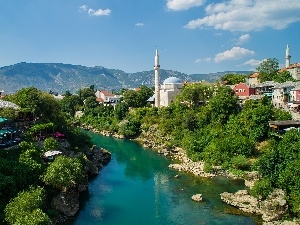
236 34 251 45
166 0 205 11
242 58 261 67
79 5 88 11
88 8 111 16
135 22 144 26
79 5 111 16
184 0 300 31
195 57 212 63
214 47 255 63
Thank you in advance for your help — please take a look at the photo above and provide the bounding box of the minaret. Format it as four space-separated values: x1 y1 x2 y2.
285 44 291 68
154 49 160 107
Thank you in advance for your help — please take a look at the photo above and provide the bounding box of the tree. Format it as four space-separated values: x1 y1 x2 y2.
42 156 84 190
60 94 81 117
256 58 279 82
78 87 95 101
5 186 50 225
175 83 213 107
273 70 295 83
208 86 239 125
43 137 60 151
220 73 246 85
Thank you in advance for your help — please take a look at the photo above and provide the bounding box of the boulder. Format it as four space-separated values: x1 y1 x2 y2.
191 194 203 202
52 188 79 216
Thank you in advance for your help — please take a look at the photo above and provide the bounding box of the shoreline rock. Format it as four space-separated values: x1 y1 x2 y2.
52 145 111 224
221 189 292 223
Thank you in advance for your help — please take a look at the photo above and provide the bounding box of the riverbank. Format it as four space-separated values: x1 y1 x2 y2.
52 144 111 224
80 124 298 225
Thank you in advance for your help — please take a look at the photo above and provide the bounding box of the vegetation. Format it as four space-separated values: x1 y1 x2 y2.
0 87 93 224
256 58 295 83
1 59 300 223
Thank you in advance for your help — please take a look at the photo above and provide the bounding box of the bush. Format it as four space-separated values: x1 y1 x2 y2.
251 178 273 200
231 155 249 170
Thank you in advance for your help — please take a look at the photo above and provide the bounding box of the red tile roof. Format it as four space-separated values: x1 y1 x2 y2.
250 72 259 78
100 90 114 96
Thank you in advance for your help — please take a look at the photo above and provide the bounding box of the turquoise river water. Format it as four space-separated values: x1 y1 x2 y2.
73 132 261 225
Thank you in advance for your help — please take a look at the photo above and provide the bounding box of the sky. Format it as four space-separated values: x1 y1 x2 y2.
0 0 300 75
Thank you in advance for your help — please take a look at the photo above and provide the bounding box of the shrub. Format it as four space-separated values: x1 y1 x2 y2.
250 178 273 200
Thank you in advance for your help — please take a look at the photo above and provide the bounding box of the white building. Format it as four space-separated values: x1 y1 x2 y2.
150 50 183 107
160 77 183 107
282 45 300 80
95 90 121 105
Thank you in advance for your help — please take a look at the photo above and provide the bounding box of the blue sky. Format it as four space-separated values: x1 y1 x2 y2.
0 0 300 74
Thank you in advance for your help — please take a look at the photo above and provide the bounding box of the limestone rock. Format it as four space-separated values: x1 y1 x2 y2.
52 188 79 216
191 194 203 202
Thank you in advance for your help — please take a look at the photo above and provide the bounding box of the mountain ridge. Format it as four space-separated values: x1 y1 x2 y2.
0 62 252 94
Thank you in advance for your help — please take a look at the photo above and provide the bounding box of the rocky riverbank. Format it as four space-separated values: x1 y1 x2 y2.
221 189 299 225
52 145 111 224
79 123 299 224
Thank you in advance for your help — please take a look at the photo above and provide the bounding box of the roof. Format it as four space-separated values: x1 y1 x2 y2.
0 100 20 109
44 151 62 157
250 72 259 78
163 77 181 84
269 120 300 127
100 90 114 96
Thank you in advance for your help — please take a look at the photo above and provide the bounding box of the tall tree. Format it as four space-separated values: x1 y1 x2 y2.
256 58 279 82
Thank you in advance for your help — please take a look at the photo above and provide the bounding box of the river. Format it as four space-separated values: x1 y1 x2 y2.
73 132 261 225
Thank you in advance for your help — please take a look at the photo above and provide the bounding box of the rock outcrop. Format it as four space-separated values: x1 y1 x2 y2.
221 189 289 223
191 194 203 202
52 145 111 220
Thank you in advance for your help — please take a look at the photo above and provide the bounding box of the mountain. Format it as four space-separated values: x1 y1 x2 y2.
0 62 252 94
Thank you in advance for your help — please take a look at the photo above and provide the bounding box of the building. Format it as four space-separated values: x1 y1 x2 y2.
150 49 183 107
95 90 121 105
232 83 255 103
272 82 295 109
254 81 277 98
160 77 183 107
248 72 259 86
154 49 160 107
280 45 300 80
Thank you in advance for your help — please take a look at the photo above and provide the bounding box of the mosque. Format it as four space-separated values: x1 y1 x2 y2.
284 45 300 80
151 49 183 107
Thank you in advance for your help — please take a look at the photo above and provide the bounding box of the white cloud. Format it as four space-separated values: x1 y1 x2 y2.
184 0 300 31
214 47 255 63
79 5 88 11
242 58 261 67
135 23 144 26
166 0 205 11
79 5 111 16
236 34 250 45
88 8 111 16
195 57 211 63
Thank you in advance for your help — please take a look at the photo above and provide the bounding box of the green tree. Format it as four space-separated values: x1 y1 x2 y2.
273 70 295 83
220 73 246 85
60 94 81 117
5 186 50 225
175 83 213 107
118 118 141 138
256 58 279 82
42 156 84 190
208 86 239 125
43 137 60 151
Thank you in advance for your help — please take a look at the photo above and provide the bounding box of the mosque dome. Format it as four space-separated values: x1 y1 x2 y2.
163 77 181 84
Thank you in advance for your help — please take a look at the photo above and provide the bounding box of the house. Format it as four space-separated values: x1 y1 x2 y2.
248 72 259 86
254 81 277 98
232 83 255 102
95 90 121 105
272 82 296 109
0 90 4 98
280 63 300 80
